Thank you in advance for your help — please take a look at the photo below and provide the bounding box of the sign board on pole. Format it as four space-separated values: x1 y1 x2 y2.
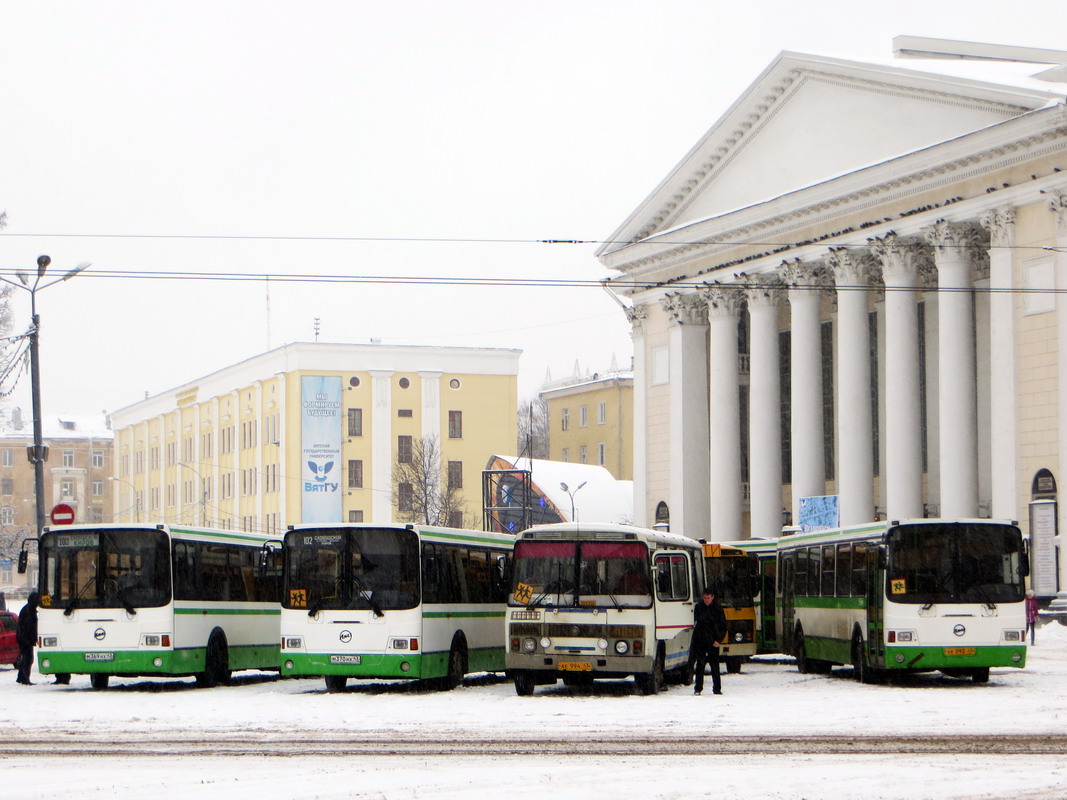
49 503 75 526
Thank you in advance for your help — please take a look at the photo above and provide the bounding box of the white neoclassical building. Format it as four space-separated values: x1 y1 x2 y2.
599 39 1067 574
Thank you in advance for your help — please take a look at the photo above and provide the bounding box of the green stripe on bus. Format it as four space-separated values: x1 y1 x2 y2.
420 529 513 546
423 611 505 619
169 526 279 544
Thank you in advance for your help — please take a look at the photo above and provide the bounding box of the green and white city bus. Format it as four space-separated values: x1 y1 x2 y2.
506 522 704 696
280 523 514 692
22 523 282 689
778 519 1029 683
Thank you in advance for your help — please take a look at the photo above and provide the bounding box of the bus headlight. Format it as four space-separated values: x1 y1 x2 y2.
153 657 163 668
734 632 744 643
522 638 537 653
598 638 609 650
41 636 58 648
1003 630 1021 642
539 637 552 649
614 640 629 655
283 637 303 650
284 660 295 671
42 659 51 670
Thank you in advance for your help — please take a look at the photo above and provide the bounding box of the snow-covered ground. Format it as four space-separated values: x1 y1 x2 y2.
3 613 1067 799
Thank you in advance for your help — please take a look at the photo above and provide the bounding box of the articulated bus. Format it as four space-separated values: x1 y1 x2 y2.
280 524 514 692
778 519 1029 683
21 524 282 689
702 542 761 672
506 523 704 696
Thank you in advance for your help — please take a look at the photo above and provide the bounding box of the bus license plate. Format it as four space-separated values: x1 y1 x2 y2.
85 652 114 662
330 655 361 665
557 662 591 672
943 647 976 656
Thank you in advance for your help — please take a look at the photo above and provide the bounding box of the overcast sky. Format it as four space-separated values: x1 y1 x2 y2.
1 0 1064 424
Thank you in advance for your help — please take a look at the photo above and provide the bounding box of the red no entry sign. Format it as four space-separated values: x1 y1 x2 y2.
50 503 75 525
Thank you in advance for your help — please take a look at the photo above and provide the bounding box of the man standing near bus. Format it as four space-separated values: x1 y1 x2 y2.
692 586 728 695
15 591 39 685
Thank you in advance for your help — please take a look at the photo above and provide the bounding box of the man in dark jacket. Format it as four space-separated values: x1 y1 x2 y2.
15 591 39 685
692 586 728 695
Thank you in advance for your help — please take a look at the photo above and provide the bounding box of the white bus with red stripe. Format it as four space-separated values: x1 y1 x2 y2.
505 523 704 695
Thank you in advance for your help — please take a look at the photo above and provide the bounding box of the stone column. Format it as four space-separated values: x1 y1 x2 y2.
979 208 1018 521
924 220 980 519
872 234 924 520
663 293 711 541
1047 191 1067 608
828 248 875 525
744 276 784 538
704 284 744 541
626 304 649 527
783 260 825 522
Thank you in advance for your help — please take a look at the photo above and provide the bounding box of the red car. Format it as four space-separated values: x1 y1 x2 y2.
0 610 18 665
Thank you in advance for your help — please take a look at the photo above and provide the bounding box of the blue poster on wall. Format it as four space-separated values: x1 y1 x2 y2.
301 375 343 523
798 495 839 533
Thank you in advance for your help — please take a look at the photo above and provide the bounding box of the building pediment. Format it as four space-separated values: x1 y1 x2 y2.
599 51 1061 259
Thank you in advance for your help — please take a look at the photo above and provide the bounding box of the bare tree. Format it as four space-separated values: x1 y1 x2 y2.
516 396 549 459
393 435 471 527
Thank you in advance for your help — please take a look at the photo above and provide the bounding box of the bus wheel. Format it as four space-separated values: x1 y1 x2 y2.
794 628 810 674
635 646 664 695
196 633 231 688
89 673 109 691
852 635 872 684
725 657 742 674
325 675 347 693
439 636 467 691
514 671 535 696
971 667 990 684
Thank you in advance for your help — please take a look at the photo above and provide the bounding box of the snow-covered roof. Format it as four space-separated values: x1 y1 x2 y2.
0 406 112 440
489 455 632 524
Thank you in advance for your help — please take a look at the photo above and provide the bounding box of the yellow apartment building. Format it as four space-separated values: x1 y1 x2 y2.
540 365 633 480
108 342 520 533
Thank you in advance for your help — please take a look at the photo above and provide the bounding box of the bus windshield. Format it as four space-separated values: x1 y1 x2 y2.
510 540 652 609
886 523 1026 605
705 553 760 608
40 528 171 610
283 527 420 612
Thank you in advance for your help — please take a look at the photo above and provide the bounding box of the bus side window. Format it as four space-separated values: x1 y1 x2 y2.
422 544 440 604
654 554 690 602
835 544 851 597
491 553 510 602
173 541 198 600
468 550 489 603
821 545 835 597
851 543 868 596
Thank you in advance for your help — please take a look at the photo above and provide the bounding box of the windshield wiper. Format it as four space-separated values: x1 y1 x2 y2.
531 579 572 607
64 566 99 617
350 573 384 618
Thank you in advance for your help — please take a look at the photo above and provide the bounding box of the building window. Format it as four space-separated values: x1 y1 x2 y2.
448 410 463 439
63 450 75 467
348 408 363 437
349 510 364 523
447 460 463 490
397 482 413 512
166 442 176 466
202 432 214 459
598 402 607 425
0 478 11 496
398 409 413 418
0 505 13 525
399 377 411 389
597 443 606 466
62 480 74 497
3 450 13 467
579 406 588 428
92 450 104 469
561 408 570 431
561 448 569 463
448 511 464 528
348 460 363 489
92 480 103 497
579 446 588 464
397 435 413 464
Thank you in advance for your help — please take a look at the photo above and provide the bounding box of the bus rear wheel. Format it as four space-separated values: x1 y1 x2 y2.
852 635 872 684
89 673 109 691
196 633 231 688
971 667 990 684
325 675 347 693
794 629 810 674
438 636 467 691
725 656 743 674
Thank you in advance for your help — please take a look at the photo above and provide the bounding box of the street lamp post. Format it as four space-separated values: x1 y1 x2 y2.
108 476 141 522
559 480 587 522
0 255 91 535
177 461 208 526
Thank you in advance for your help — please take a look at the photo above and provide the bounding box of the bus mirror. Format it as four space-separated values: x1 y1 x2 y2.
17 549 28 574
1020 552 1030 578
877 549 887 570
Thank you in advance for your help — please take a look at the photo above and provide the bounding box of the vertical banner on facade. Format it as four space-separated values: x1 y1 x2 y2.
1029 500 1058 597
798 495 839 533
301 376 343 523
